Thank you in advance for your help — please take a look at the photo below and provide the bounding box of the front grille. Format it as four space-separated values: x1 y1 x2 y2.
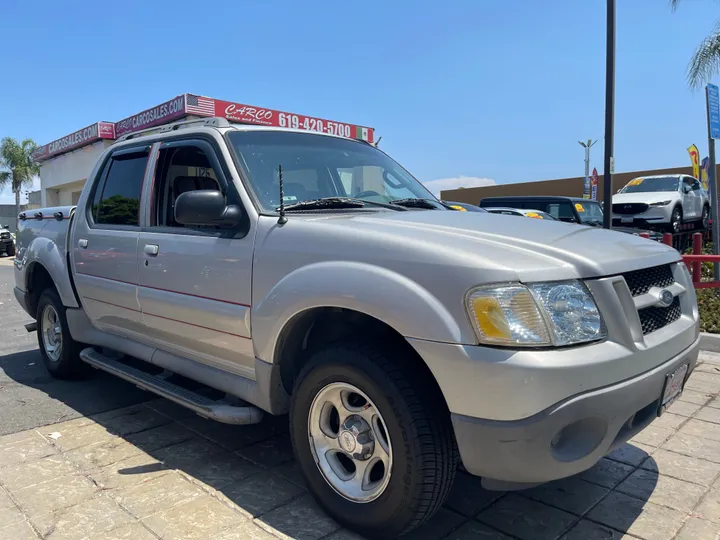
638 297 681 335
0 232 9 239
622 264 675 297
613 203 649 215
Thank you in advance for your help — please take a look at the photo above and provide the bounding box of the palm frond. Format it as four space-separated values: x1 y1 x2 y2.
0 170 10 189
688 25 720 88
670 0 681 11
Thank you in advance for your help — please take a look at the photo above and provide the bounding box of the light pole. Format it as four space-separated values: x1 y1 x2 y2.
603 0 616 229
578 139 597 184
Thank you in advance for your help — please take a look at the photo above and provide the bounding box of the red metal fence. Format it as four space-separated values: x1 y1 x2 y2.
655 232 720 289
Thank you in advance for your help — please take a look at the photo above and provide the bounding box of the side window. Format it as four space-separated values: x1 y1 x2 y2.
152 144 222 228
683 178 693 192
546 204 560 219
557 203 575 221
692 179 702 191
93 152 148 226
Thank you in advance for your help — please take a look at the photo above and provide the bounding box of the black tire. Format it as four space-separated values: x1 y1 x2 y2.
6 243 15 257
669 206 682 233
701 205 710 230
290 342 457 539
36 288 86 379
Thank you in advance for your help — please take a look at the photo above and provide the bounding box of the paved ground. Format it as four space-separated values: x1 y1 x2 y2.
1 255 720 540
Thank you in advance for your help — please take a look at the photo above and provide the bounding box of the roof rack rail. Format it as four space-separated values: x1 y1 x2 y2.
116 117 231 142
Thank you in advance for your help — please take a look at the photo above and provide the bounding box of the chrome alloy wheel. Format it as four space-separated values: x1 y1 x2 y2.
41 304 62 362
308 382 393 503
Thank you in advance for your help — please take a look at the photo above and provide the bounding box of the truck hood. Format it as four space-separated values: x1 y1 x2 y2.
612 191 678 205
309 210 680 282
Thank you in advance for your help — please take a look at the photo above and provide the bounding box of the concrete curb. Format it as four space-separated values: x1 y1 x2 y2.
700 332 720 353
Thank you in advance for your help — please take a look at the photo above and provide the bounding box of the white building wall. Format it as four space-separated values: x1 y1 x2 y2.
40 140 113 206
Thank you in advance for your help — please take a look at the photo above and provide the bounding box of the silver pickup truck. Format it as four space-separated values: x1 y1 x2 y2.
13 117 700 538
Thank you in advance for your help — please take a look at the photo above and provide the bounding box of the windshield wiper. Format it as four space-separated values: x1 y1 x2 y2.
278 197 407 212
279 197 365 212
389 198 440 209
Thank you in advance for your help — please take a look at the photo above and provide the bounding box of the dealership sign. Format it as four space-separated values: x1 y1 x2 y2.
114 95 186 137
33 93 375 162
32 122 116 162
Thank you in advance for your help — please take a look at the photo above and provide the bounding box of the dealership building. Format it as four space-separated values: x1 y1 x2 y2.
32 94 375 207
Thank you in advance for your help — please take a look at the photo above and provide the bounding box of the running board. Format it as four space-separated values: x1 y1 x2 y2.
80 348 263 425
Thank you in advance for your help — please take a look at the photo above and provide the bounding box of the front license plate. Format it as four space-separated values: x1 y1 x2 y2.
621 217 634 224
659 363 689 415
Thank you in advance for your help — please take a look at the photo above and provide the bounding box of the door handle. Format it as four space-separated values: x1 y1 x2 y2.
78 239 88 249
144 244 159 256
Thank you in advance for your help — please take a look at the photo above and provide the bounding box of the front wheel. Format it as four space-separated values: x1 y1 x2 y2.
6 243 15 257
668 207 683 233
701 206 710 230
290 343 457 539
36 288 86 379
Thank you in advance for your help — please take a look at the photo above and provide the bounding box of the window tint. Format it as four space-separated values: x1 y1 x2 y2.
153 145 221 227
95 153 148 226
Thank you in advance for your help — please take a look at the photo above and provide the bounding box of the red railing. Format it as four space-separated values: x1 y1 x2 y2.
656 232 720 289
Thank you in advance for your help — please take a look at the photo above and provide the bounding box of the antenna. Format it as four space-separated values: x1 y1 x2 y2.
277 164 287 225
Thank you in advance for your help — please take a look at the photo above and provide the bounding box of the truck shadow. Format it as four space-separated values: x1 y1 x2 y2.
0 347 658 539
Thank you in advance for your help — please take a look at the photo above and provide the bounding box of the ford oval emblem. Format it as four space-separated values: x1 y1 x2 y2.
659 289 674 307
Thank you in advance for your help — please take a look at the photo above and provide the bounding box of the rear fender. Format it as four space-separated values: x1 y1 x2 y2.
19 236 78 309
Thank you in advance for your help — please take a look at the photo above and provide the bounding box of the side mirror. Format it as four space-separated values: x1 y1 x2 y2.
174 190 242 227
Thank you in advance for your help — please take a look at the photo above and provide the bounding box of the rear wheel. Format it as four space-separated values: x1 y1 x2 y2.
290 343 457 539
701 205 710 230
36 288 86 379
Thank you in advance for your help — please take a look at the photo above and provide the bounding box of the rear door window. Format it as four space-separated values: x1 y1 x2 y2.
92 151 148 226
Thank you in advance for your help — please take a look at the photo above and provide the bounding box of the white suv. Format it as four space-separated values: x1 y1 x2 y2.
612 174 709 232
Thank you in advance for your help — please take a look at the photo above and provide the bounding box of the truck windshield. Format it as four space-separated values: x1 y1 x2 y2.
227 131 438 212
620 176 679 194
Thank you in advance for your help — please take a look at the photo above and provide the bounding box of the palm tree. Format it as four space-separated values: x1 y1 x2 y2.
671 0 720 87
0 137 40 224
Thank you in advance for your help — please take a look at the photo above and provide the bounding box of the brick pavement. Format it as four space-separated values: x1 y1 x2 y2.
0 353 719 540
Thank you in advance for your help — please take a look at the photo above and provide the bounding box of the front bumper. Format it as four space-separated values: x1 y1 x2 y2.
612 205 673 227
450 337 698 487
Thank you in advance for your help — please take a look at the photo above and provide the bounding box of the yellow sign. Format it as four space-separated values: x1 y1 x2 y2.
627 178 644 187
574 203 585 213
448 205 467 212
526 212 543 219
687 144 701 179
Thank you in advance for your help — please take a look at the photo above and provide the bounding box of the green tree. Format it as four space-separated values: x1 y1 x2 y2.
672 0 720 87
0 137 39 223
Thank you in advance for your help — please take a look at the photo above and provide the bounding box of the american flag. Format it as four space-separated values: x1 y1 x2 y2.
186 94 215 116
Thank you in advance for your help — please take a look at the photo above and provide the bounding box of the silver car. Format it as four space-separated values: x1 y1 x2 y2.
612 174 709 232
13 118 700 539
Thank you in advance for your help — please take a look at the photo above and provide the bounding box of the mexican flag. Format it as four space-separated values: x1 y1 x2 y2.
355 126 370 141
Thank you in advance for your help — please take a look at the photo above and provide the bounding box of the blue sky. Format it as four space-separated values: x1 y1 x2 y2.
0 0 717 202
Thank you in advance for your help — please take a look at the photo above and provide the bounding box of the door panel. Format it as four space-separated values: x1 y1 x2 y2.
681 179 696 219
71 148 148 338
137 232 255 377
135 139 256 378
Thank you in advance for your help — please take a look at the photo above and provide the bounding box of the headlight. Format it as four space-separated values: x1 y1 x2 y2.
465 281 606 347
649 200 672 206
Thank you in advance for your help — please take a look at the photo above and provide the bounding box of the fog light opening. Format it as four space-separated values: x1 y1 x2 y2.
550 417 607 463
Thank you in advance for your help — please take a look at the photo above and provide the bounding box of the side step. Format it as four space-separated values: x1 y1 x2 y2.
80 348 263 425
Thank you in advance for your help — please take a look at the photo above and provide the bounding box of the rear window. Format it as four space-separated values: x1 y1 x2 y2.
93 152 148 226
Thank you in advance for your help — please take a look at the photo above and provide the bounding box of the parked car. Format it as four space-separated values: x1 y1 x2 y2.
13 117 700 539
486 207 557 220
440 200 488 212
612 175 709 233
479 196 663 239
0 224 15 257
